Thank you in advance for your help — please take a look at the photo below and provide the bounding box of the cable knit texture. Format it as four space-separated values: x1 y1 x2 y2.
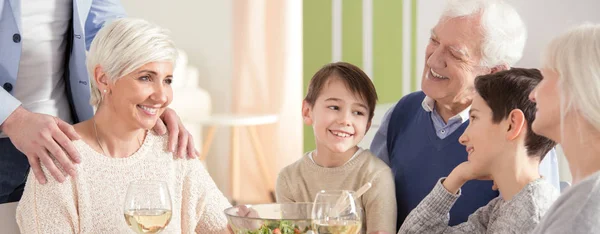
398 177 559 234
16 131 231 234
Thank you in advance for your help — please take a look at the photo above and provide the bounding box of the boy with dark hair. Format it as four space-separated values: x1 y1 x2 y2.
276 62 397 234
399 68 559 233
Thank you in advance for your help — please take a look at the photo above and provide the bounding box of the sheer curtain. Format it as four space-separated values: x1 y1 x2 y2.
231 0 303 202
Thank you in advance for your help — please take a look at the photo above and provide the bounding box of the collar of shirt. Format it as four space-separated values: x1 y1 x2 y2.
421 96 470 139
421 96 470 125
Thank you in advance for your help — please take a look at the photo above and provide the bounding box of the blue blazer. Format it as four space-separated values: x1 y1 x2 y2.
0 0 126 125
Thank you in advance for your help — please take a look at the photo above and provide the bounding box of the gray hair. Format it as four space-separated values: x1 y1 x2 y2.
87 18 178 107
544 23 600 132
442 0 527 67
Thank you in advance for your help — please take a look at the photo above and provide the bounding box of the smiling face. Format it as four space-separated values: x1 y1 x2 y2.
303 77 371 155
100 61 174 130
459 93 506 176
421 15 490 105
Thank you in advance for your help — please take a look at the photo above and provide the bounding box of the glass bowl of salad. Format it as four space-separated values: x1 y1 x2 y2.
225 203 315 234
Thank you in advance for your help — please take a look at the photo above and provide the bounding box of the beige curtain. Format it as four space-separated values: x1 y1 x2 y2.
232 0 303 203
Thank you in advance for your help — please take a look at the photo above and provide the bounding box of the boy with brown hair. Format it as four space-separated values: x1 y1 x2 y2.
276 62 396 234
398 68 559 233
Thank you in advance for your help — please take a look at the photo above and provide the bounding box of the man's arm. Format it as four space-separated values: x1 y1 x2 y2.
0 1 127 184
369 103 396 165
0 89 22 131
1 106 82 184
85 0 127 50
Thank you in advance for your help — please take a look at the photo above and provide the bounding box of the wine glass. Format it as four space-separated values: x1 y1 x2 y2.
311 190 362 234
123 180 173 234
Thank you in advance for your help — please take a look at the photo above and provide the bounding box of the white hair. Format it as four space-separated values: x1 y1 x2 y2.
442 0 527 67
544 23 600 132
87 18 178 107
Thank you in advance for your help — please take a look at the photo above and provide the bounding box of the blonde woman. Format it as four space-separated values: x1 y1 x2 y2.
16 18 231 233
529 23 600 233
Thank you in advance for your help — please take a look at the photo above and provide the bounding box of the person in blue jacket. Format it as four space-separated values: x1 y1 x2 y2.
0 0 198 204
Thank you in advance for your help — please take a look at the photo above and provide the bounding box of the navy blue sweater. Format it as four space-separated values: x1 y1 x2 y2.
387 91 498 229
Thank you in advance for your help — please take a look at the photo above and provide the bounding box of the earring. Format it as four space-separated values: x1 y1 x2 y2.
100 89 107 103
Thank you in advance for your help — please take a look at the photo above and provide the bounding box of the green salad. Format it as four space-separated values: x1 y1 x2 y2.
241 220 311 234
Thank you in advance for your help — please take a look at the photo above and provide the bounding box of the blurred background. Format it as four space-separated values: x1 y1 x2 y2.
121 0 600 203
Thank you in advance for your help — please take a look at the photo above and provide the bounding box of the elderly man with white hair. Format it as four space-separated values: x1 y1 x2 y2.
15 18 231 234
370 0 560 230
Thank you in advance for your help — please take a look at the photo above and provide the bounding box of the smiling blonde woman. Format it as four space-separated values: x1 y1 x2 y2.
15 18 231 234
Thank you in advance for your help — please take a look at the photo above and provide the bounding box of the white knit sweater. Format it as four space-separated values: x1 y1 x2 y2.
16 131 231 234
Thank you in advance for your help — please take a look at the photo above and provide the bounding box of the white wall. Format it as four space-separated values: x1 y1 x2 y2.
510 0 599 68
121 0 234 191
415 0 600 183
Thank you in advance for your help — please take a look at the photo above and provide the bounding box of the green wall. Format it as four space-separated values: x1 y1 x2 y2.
303 0 419 152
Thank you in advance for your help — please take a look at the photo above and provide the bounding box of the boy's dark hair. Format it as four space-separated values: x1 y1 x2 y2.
304 62 378 122
475 68 556 159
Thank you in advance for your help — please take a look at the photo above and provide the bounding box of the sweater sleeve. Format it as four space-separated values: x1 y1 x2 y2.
16 170 79 234
275 169 295 203
398 178 495 234
180 160 231 234
362 167 397 234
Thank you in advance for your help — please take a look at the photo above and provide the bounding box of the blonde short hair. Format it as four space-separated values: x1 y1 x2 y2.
86 18 178 107
544 23 600 132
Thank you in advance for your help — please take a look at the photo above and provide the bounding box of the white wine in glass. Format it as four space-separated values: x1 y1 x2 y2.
312 190 362 234
124 180 172 234
313 220 362 234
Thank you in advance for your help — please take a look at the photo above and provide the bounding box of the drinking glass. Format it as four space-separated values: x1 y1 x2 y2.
311 190 362 234
123 180 172 234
